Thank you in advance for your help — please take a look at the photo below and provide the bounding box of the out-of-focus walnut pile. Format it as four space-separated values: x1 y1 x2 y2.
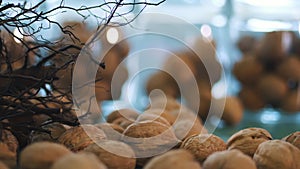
146 38 244 126
233 31 300 113
1 96 299 169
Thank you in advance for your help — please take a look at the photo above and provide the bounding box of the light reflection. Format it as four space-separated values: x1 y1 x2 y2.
260 109 280 124
247 19 294 32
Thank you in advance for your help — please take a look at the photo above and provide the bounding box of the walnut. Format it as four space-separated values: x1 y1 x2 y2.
143 108 176 125
112 117 134 129
84 140 136 169
227 128 272 157
280 92 300 113
1 129 18 153
173 119 207 141
276 56 300 81
253 140 300 169
106 109 139 123
203 149 257 169
30 122 66 143
0 161 8 169
51 152 107 169
20 142 72 169
122 121 179 167
58 125 106 152
238 87 265 111
136 113 171 126
282 131 300 150
95 123 124 141
180 134 226 163
146 96 181 112
0 143 16 169
144 149 202 169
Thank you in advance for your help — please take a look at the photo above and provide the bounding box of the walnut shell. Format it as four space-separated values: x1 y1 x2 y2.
20 142 72 169
253 140 300 169
136 113 171 126
280 92 300 113
1 129 18 153
0 143 16 169
203 149 257 169
95 123 124 141
106 109 139 123
277 56 300 81
0 161 8 169
256 74 288 105
144 149 202 169
173 119 207 141
227 127 272 157
30 122 66 143
282 131 300 150
84 140 136 169
51 152 107 169
180 134 226 163
122 121 179 166
112 117 134 129
58 125 106 152
239 87 265 111
143 109 176 125
146 96 181 112
233 55 264 85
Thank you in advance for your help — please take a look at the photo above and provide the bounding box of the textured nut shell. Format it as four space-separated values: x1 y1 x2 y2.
123 121 178 166
146 96 181 112
143 109 176 125
282 131 300 150
51 152 107 169
253 140 300 169
95 123 124 141
144 149 202 169
136 113 171 126
106 109 139 123
180 134 226 163
112 117 134 129
84 140 136 169
0 161 8 169
173 119 207 141
1 129 18 153
227 127 272 157
203 149 257 169
58 125 106 152
20 142 71 169
31 122 66 143
0 143 16 169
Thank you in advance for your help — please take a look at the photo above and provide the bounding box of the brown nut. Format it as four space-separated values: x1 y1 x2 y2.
1 129 18 154
227 127 272 157
20 142 72 169
136 113 171 126
58 125 106 152
280 92 300 113
106 109 139 123
282 131 300 150
256 74 288 105
30 122 66 143
143 109 176 125
277 56 300 81
0 143 16 169
180 134 226 163
239 87 265 111
233 55 264 85
122 121 178 166
237 35 257 53
144 149 202 169
84 140 136 169
253 140 300 169
95 123 124 141
214 96 244 126
173 119 207 141
0 161 8 169
51 152 107 169
112 117 134 129
203 149 257 169
146 96 181 112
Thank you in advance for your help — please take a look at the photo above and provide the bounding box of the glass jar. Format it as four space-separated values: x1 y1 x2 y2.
227 0 300 138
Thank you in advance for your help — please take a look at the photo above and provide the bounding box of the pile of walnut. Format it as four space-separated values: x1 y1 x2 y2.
146 37 244 126
234 31 300 113
1 97 299 169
